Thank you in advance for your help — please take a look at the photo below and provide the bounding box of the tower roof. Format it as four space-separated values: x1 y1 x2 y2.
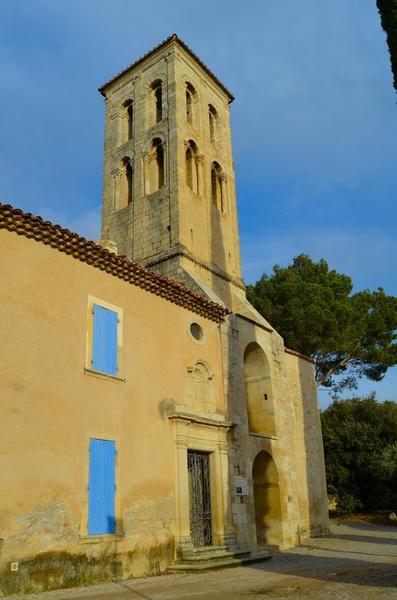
98 33 234 102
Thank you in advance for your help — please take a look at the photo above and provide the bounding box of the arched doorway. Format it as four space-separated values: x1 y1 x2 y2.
252 450 282 546
244 342 275 435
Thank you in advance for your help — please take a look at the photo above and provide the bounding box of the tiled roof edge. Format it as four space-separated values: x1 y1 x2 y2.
0 203 230 324
284 347 315 364
98 33 234 102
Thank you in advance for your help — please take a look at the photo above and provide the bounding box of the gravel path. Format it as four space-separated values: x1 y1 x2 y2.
4 520 397 599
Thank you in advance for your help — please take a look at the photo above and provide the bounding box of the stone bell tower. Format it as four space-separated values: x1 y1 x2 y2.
99 34 244 308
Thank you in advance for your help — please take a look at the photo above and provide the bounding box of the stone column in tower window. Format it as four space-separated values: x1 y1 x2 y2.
194 154 204 196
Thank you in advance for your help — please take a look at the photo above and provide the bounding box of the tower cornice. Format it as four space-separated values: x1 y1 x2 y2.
98 33 234 103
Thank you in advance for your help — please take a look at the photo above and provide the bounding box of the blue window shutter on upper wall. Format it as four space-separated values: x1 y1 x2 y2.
92 304 118 375
88 438 116 535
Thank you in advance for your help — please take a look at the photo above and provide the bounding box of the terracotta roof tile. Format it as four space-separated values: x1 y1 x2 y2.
98 33 234 102
284 346 315 364
0 203 229 323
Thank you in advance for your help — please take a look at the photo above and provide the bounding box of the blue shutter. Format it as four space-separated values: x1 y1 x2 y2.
92 305 118 375
88 438 116 535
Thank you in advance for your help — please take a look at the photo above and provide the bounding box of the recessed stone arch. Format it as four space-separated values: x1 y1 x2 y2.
208 104 218 143
185 81 198 125
119 99 134 145
147 79 163 125
185 139 201 194
114 157 133 210
243 342 276 435
252 450 282 546
210 162 227 213
144 137 165 194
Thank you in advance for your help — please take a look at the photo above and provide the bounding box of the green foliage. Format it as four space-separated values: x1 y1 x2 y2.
247 254 397 391
377 0 397 93
334 492 362 516
321 395 397 512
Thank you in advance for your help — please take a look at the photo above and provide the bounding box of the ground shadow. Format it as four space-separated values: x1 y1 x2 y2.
299 541 397 559
325 533 397 546
245 521 397 589
248 552 397 589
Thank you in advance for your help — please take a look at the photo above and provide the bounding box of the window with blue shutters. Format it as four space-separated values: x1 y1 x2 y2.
88 438 116 535
92 304 118 376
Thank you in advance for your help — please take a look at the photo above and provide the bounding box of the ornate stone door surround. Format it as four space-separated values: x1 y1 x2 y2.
167 410 235 557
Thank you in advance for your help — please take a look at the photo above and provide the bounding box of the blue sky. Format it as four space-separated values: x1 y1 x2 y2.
1 1 396 408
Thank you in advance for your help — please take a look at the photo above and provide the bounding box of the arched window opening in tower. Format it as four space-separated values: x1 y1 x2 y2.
185 140 199 194
126 101 133 141
211 166 218 207
118 158 133 209
208 104 217 144
149 138 164 193
186 146 193 189
119 100 134 144
185 82 196 125
220 178 225 213
150 80 163 125
186 90 192 124
211 161 224 211
120 100 134 145
155 87 162 122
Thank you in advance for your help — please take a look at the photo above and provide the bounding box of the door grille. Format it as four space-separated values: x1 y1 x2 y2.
188 450 212 547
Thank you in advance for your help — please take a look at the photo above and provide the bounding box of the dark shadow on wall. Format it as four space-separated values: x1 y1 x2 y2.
210 196 232 310
210 179 235 549
210 180 233 418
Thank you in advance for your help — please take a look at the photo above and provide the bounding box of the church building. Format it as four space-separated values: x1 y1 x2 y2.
0 35 329 595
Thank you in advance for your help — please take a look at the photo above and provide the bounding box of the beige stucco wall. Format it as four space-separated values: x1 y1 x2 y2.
0 229 227 594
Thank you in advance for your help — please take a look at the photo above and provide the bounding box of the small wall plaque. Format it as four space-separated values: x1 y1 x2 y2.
235 476 248 496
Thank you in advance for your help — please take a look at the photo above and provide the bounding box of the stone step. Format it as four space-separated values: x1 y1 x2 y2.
168 550 272 573
191 545 228 555
180 550 250 563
